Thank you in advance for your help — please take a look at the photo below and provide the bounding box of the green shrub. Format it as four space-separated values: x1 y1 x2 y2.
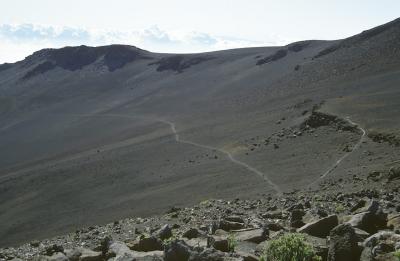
260 233 321 261
227 233 237 252
394 250 400 261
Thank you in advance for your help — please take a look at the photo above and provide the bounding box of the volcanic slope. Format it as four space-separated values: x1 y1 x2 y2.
0 19 400 246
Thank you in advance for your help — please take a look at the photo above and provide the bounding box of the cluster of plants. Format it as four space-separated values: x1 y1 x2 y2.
260 233 321 261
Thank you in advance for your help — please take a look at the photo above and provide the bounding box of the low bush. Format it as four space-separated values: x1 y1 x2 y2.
260 233 321 261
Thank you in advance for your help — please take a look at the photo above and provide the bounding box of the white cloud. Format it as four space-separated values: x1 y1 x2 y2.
0 23 291 63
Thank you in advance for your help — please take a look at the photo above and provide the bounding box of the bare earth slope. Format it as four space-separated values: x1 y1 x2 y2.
0 19 400 246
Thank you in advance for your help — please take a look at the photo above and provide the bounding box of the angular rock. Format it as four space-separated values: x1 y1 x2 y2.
236 251 258 261
387 214 400 230
298 215 338 238
189 248 227 261
290 209 305 228
183 228 200 239
156 224 172 240
65 248 102 261
184 238 208 248
131 250 163 261
39 253 69 261
353 200 380 214
234 228 268 244
129 236 163 252
363 231 400 249
44 245 64 256
207 235 229 252
388 166 400 181
347 211 387 234
353 228 370 242
164 240 192 261
107 241 136 260
303 234 329 261
220 220 244 231
224 216 245 223
327 224 360 261
261 210 283 219
266 222 284 231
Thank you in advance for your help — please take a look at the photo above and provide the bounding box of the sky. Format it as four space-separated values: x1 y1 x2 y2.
0 0 399 63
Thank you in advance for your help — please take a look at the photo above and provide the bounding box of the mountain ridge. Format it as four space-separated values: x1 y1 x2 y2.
0 18 399 247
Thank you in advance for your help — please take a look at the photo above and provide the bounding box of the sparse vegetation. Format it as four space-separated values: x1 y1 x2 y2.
227 233 237 252
260 233 321 261
394 251 400 261
334 203 346 213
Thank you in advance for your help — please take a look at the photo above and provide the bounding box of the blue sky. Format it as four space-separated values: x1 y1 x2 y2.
0 0 399 63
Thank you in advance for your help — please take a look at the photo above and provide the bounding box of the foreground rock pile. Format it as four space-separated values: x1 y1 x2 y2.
1 185 400 261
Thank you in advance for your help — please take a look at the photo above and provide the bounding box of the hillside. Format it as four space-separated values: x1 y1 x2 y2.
0 18 400 247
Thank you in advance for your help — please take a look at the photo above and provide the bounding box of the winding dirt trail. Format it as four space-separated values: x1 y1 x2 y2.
105 114 282 194
0 112 366 195
0 113 282 195
308 117 366 187
156 118 283 195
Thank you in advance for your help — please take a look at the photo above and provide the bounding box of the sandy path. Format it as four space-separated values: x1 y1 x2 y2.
0 113 282 195
308 117 366 187
156 118 283 195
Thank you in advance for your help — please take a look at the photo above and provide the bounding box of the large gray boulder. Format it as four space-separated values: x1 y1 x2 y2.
327 224 360 261
347 211 387 234
164 240 192 261
297 215 338 238
129 236 163 252
234 228 269 244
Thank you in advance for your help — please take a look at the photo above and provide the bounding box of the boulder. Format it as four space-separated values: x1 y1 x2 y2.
220 220 244 231
107 241 136 260
261 210 283 219
353 228 370 242
39 253 68 261
363 231 400 249
224 216 245 223
44 245 64 256
234 228 268 244
65 248 102 261
129 236 163 252
353 200 380 214
163 240 192 261
367 171 382 182
235 251 259 261
347 211 387 234
388 166 400 181
183 228 200 239
327 224 360 261
156 224 172 240
350 199 367 212
302 234 329 260
189 248 227 261
290 209 305 228
207 235 229 252
130 251 163 261
297 215 338 238
184 238 208 248
266 222 284 231
387 214 400 230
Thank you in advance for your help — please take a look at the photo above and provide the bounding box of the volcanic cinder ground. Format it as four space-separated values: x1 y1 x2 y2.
0 18 400 247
